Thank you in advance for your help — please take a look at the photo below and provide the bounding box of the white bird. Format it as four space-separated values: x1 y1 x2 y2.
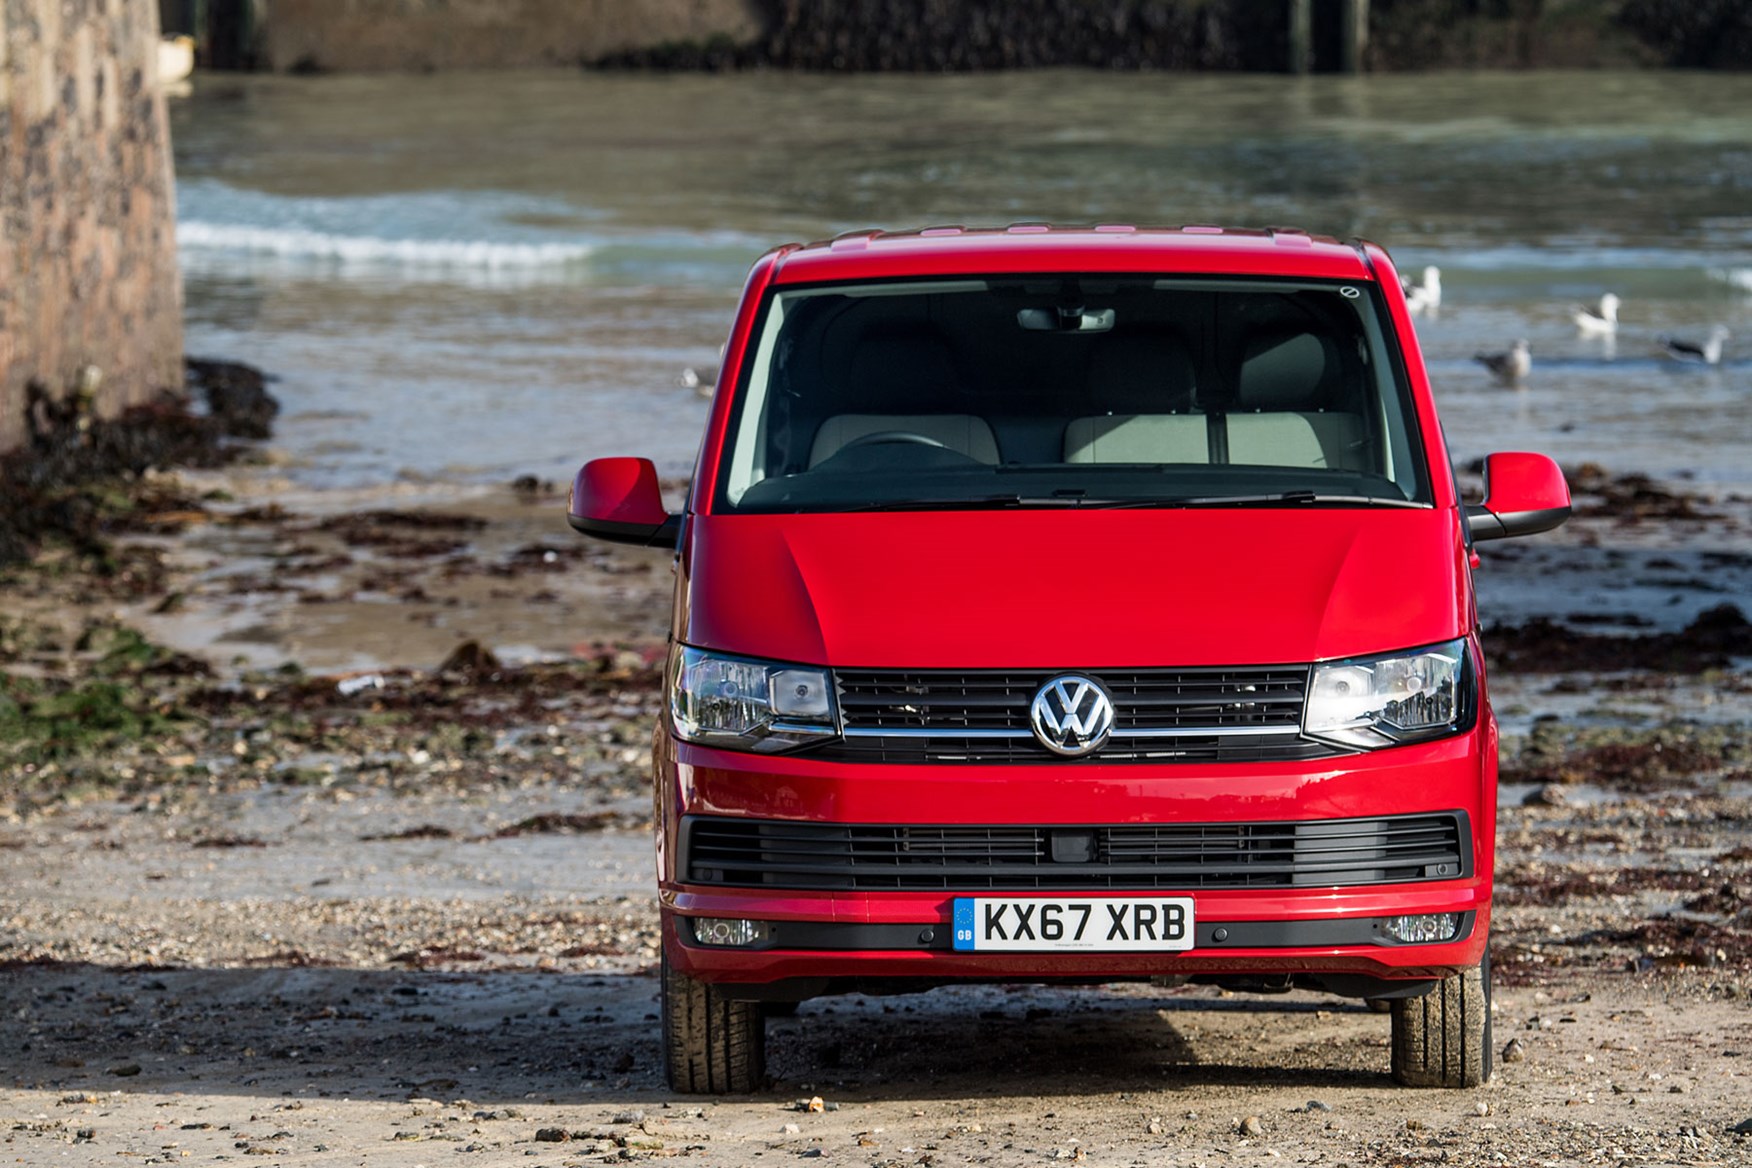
1474 339 1531 385
1657 325 1730 365
1573 292 1620 337
680 366 716 396
1402 266 1442 315
157 35 195 85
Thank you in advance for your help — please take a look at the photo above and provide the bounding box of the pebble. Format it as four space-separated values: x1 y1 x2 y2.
1304 1100 1332 1113
534 1128 570 1142
1501 1038 1526 1063
611 1110 645 1124
1474 1101 1491 1117
1522 784 1569 807
1239 1116 1265 1137
781 1122 801 1135
1731 1117 1752 1134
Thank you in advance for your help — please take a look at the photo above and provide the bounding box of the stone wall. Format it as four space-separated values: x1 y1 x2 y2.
0 0 183 455
259 0 763 73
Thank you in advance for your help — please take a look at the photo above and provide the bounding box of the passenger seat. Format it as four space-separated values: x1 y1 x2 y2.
807 327 1001 467
1063 329 1209 464
1226 329 1366 470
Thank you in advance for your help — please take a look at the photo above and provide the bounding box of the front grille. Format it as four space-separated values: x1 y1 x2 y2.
817 666 1332 764
683 813 1471 891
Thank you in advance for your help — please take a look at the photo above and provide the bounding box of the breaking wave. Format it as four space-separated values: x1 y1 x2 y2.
177 221 594 270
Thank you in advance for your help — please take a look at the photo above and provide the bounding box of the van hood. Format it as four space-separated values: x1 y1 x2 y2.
681 509 1469 669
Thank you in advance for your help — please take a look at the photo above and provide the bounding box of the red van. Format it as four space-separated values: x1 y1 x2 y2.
568 226 1571 1092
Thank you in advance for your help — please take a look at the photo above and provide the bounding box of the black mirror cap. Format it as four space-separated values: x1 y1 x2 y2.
1465 502 1571 542
567 510 683 548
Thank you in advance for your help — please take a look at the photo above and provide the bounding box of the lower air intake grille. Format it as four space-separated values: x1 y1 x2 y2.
682 812 1471 892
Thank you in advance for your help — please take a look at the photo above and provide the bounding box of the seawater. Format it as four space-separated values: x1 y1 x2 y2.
171 69 1752 490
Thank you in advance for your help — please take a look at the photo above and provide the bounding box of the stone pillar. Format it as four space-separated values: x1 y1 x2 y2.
0 0 184 455
1341 0 1369 73
1288 0 1312 74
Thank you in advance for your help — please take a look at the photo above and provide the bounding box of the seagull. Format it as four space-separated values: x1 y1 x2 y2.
1474 339 1531 385
157 34 195 85
1573 292 1620 336
679 365 716 396
1402 266 1442 315
1657 325 1729 365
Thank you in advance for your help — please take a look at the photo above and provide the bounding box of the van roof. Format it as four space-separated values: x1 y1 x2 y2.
768 224 1379 285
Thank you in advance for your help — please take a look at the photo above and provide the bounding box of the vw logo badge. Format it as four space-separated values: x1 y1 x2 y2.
1029 675 1116 757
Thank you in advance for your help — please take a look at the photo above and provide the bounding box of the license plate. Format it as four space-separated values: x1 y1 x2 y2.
952 896 1195 952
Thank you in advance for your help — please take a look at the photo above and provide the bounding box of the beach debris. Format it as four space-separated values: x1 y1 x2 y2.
188 358 281 439
1486 603 1752 675
437 639 501 677
336 673 385 696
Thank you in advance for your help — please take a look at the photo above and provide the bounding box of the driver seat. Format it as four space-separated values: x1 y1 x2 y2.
808 414 1001 467
808 327 998 467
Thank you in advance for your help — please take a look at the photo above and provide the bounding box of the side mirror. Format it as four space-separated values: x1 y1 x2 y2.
567 457 682 547
1465 451 1571 542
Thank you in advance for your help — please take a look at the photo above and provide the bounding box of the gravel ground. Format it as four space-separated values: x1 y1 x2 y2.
3 465 1750 1165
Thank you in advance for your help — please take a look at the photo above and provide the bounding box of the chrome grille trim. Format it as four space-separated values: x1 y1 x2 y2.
822 666 1325 763
839 725 1304 740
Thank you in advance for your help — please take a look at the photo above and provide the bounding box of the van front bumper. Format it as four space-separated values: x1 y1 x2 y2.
655 721 1497 990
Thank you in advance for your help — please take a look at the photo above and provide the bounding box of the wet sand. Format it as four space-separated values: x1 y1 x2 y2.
2 462 1749 1165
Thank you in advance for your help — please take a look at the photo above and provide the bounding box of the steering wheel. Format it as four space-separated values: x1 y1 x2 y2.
840 431 949 452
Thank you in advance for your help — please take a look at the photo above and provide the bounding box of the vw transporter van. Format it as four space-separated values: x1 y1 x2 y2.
567 226 1572 1092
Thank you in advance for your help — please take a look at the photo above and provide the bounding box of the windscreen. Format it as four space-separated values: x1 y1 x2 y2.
717 275 1430 513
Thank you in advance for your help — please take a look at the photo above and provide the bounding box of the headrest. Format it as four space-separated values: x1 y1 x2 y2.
845 328 960 410
1237 330 1337 411
1085 329 1197 414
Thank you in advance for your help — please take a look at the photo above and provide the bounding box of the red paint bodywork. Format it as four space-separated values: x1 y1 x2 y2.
568 456 669 529
619 227 1537 992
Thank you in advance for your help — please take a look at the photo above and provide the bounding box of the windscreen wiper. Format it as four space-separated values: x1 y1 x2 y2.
1100 491 1425 509
840 494 1128 513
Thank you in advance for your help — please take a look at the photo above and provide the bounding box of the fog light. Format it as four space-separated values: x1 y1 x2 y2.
690 917 768 947
1380 913 1461 944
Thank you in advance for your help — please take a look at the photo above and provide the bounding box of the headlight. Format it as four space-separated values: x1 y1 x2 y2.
670 646 837 753
1304 639 1471 750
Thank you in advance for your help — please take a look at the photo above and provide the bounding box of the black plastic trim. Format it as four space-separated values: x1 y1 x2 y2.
567 512 683 548
681 811 1474 892
1466 503 1571 543
681 910 1476 953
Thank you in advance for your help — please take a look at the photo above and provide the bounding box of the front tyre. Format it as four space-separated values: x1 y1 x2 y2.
1390 949 1492 1088
660 945 766 1093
